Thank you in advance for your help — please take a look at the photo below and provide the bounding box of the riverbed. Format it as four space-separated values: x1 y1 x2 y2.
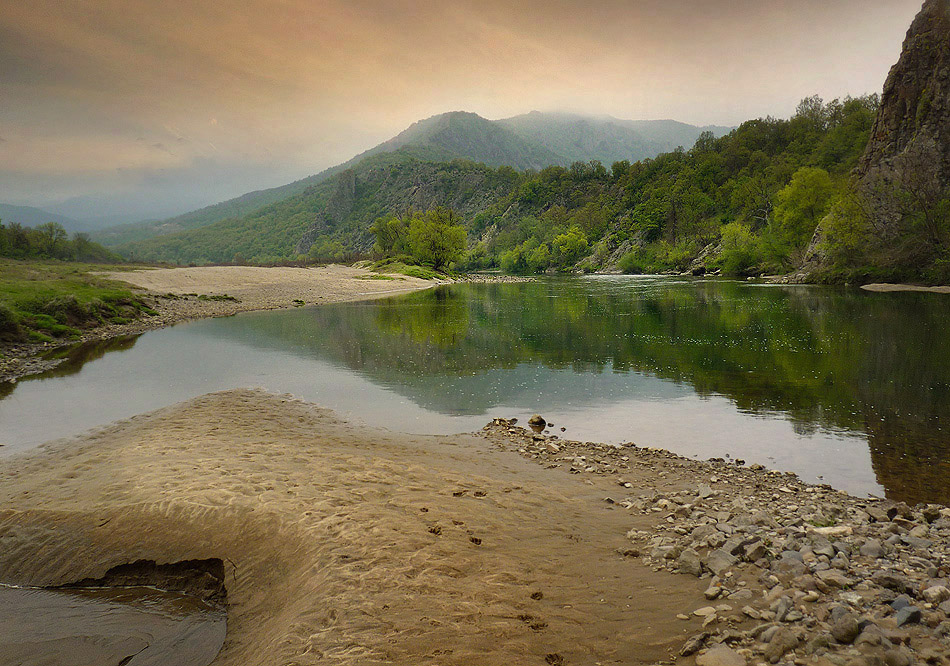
2 275 948 503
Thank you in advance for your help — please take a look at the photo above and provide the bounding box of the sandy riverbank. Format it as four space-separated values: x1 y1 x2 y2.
0 389 706 666
860 283 950 294
1 391 948 665
0 264 436 382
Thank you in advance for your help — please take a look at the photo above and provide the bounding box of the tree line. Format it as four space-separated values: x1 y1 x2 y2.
0 220 121 263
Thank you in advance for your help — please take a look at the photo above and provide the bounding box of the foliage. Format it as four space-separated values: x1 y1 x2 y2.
107 94 950 283
0 220 122 263
373 207 466 270
0 259 154 342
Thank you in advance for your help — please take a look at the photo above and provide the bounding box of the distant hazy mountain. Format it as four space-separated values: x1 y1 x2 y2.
0 203 88 232
104 110 733 250
498 112 733 165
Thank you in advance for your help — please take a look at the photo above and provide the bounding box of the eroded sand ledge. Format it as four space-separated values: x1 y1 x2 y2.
0 390 705 666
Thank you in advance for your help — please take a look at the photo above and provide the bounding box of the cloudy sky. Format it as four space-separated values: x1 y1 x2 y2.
0 0 923 222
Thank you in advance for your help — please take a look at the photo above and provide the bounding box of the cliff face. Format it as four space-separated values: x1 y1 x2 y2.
857 0 950 185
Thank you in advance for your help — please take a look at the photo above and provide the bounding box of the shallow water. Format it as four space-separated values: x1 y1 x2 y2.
1 276 948 503
0 585 226 666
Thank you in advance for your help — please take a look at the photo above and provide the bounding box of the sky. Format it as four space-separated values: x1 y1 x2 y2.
0 0 924 223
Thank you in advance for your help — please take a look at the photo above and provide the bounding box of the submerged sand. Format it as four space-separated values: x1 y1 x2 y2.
860 283 950 294
0 390 707 666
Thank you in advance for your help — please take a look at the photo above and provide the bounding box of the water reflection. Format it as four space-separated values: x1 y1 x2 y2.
2 277 948 504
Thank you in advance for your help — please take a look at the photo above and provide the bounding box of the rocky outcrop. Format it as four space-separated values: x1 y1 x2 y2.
857 0 950 185
294 169 357 255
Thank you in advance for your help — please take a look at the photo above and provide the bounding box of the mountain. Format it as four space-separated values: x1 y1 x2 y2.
103 111 730 250
858 0 949 182
498 112 732 165
803 0 950 283
0 203 88 232
119 148 519 264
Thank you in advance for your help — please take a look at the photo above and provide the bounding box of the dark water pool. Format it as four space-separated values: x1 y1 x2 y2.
0 585 225 666
1 276 948 503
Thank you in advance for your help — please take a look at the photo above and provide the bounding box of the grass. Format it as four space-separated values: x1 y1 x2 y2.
0 258 156 343
369 259 444 280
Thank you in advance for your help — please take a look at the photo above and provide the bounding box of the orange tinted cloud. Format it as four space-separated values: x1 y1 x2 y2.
0 0 923 214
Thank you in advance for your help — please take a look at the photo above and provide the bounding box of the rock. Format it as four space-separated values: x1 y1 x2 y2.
893 606 921 627
810 525 853 538
544 442 560 454
884 647 914 666
890 595 913 612
697 483 715 499
872 572 913 594
764 627 802 664
859 539 884 558
678 548 704 577
680 632 710 657
705 549 738 576
922 585 950 604
528 414 546 426
831 614 861 644
940 599 950 615
815 569 853 589
742 605 761 619
805 633 834 655
696 645 746 666
704 585 722 600
693 606 718 617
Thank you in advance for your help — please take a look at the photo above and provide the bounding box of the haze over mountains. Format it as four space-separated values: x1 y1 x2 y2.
88 111 730 248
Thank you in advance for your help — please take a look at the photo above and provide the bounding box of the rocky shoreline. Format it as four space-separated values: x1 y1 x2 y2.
483 417 950 666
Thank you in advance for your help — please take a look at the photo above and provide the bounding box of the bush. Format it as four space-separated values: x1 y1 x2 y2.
0 304 23 341
718 222 762 276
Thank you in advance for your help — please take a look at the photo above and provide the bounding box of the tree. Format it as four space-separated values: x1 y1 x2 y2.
408 208 466 269
774 167 837 257
36 222 68 257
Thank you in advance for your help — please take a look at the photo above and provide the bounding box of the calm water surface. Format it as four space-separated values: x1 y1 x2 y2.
2 276 948 503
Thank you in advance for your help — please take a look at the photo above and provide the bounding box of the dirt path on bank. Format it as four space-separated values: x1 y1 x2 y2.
0 390 708 666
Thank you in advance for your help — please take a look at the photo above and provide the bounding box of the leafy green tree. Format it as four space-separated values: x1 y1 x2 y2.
774 167 837 258
408 208 466 269
551 227 589 268
36 222 68 257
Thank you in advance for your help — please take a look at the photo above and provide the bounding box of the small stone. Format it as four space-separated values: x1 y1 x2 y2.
528 414 546 428
705 549 738 576
545 442 560 454
678 548 704 577
922 585 950 604
873 572 913 594
764 627 802 664
859 539 884 558
884 647 913 666
939 599 950 615
810 525 853 538
890 595 912 612
693 606 717 617
680 632 710 656
815 569 853 589
696 645 746 666
742 605 761 619
677 613 690 620
704 585 722 600
831 614 861 644
893 606 921 627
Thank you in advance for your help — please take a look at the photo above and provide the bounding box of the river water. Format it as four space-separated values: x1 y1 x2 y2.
1 276 948 504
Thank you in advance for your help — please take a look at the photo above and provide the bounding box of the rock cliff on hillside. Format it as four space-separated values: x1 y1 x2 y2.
857 0 950 185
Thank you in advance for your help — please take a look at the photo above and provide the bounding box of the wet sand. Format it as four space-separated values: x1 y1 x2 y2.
0 389 709 666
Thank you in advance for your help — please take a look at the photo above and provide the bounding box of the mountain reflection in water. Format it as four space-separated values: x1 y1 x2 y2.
2 277 948 505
